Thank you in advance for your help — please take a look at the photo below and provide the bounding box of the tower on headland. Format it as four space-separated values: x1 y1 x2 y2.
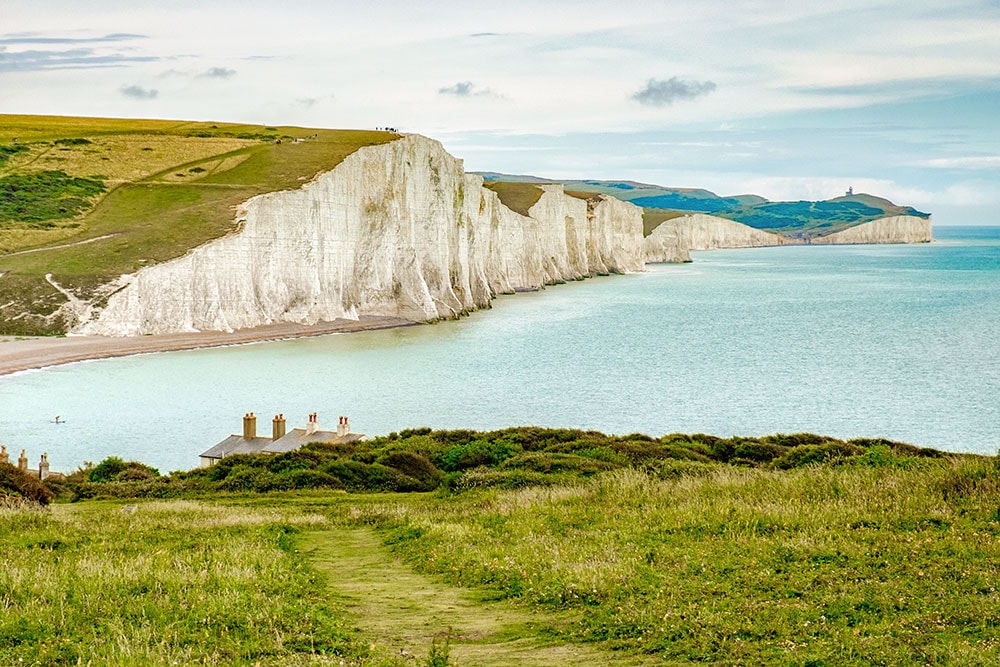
846 186 854 196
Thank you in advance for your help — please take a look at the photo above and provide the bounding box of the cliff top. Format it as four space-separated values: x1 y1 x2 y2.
0 114 398 334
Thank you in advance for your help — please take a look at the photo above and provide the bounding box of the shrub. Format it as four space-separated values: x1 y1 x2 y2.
0 170 105 224
436 437 521 472
322 460 423 492
88 457 159 482
454 467 559 490
219 465 280 493
501 452 615 476
114 463 159 482
733 439 788 463
0 462 53 505
87 457 128 482
277 469 343 491
266 450 324 474
378 451 443 490
772 442 863 469
764 433 837 448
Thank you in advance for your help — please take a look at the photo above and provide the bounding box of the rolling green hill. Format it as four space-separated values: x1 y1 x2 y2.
0 114 397 335
477 173 930 237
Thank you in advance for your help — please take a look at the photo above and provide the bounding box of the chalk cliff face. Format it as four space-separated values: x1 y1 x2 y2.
644 213 790 263
75 135 645 336
810 215 932 245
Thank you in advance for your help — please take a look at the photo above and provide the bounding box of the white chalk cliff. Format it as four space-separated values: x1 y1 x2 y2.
68 136 934 336
75 135 645 336
810 215 932 245
644 213 791 263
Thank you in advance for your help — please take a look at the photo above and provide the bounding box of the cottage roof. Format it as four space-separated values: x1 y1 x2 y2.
200 435 273 460
201 430 367 460
262 428 366 453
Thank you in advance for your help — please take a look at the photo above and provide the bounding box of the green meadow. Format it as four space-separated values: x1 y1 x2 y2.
3 428 1000 665
0 115 396 334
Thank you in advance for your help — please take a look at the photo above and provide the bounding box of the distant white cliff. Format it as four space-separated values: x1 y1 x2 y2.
810 215 932 245
75 135 645 335
644 213 791 263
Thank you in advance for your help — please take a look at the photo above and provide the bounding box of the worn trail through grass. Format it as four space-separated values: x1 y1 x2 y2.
304 528 654 666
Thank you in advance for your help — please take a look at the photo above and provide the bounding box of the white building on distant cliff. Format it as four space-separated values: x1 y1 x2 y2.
199 412 363 467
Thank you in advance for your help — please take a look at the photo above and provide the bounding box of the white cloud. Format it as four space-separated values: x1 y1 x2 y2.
922 156 1000 169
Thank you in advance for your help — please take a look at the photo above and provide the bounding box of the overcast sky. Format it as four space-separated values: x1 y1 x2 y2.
2 0 998 224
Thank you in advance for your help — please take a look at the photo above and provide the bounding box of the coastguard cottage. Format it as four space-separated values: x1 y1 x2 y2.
0 445 64 480
199 412 364 467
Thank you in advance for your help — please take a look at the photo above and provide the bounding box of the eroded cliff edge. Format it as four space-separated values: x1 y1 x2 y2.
644 213 792 263
810 215 932 245
74 135 644 336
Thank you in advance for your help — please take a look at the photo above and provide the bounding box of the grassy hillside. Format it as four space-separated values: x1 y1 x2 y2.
478 173 930 238
5 427 999 664
0 115 398 335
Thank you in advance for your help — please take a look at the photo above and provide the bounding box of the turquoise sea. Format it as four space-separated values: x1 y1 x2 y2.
1 226 998 473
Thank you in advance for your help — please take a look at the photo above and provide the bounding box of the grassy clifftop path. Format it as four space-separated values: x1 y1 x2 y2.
305 527 655 666
0 114 398 335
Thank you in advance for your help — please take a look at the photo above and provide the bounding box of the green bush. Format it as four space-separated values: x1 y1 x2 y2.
454 467 561 490
219 465 281 493
322 460 423 492
0 170 105 225
436 437 521 472
266 450 324 474
88 457 159 483
276 469 343 490
772 442 863 469
0 462 53 505
378 450 443 490
763 432 836 448
500 452 615 476
733 439 788 463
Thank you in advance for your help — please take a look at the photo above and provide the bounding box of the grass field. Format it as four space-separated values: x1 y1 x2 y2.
5 428 999 664
0 114 398 335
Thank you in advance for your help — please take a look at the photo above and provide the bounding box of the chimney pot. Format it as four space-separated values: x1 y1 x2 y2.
243 412 257 440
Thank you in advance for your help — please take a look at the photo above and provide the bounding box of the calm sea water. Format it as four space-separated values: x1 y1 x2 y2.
2 226 998 473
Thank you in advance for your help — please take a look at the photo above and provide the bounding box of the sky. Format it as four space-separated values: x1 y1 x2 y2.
2 0 999 225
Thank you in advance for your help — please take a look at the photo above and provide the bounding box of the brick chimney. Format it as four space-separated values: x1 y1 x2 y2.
243 412 257 440
18 449 28 471
305 412 318 436
0 444 8 465
337 416 350 438
39 453 49 480
272 414 286 441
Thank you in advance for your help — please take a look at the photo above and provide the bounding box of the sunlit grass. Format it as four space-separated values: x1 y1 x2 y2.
0 500 359 666
349 458 1000 664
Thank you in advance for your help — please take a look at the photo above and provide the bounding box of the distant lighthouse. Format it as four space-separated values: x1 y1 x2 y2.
846 186 854 196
